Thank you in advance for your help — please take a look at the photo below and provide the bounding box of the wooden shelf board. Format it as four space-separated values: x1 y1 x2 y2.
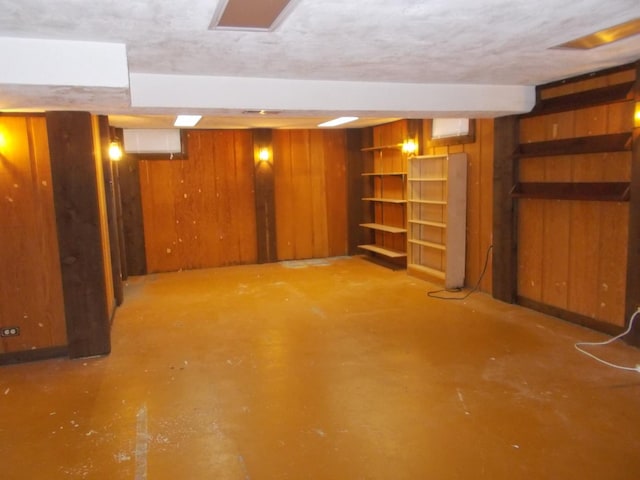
410 154 448 160
524 81 634 117
408 177 447 182
515 132 632 158
358 244 407 258
409 239 446 251
362 197 407 204
409 219 446 228
361 144 403 152
407 263 446 280
360 223 407 234
409 199 447 205
510 181 630 202
362 171 406 176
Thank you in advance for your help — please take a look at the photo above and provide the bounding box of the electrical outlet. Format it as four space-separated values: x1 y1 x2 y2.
0 327 20 337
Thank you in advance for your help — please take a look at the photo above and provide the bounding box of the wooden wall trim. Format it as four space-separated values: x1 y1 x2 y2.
625 60 640 346
0 346 68 366
538 61 636 90
346 128 365 254
98 116 123 306
492 115 519 303
253 129 277 263
46 111 111 358
517 297 624 337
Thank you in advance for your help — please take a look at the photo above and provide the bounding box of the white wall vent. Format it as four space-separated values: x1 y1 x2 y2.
122 129 182 154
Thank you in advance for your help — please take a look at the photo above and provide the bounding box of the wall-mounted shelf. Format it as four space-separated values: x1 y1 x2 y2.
523 81 634 117
362 172 406 177
510 182 630 202
359 140 407 262
358 244 407 258
515 132 632 158
361 197 407 204
360 223 407 234
361 144 403 152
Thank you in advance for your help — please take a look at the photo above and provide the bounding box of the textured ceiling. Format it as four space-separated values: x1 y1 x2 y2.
0 0 639 128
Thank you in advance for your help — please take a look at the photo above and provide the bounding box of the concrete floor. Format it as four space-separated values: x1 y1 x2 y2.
1 256 640 479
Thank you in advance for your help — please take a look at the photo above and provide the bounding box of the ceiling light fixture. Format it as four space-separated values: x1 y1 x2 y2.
174 115 202 127
318 117 359 128
552 17 640 49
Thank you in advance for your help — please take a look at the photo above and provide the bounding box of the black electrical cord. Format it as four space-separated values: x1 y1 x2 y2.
427 244 493 300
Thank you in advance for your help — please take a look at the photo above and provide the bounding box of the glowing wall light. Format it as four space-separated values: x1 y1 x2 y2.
402 139 418 155
108 140 123 161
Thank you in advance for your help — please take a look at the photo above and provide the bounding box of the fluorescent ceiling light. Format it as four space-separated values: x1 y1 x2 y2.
174 115 202 127
318 116 359 127
552 17 640 49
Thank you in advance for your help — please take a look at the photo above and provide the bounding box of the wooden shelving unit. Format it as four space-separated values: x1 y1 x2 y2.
358 144 408 262
407 153 467 288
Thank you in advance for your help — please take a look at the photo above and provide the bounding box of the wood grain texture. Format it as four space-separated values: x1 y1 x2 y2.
139 130 257 273
0 116 66 354
516 67 634 328
46 111 111 358
274 129 349 260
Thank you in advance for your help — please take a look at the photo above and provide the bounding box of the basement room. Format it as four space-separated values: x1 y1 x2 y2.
1 1 640 478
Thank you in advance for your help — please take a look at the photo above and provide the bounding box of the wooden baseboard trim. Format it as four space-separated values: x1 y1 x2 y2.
517 296 625 337
0 346 68 366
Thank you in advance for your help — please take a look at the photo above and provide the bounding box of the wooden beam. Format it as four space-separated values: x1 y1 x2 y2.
253 129 277 263
492 115 519 303
625 61 640 347
46 111 111 358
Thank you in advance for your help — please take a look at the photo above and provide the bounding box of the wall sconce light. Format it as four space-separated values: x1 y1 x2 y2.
402 139 418 155
635 102 640 128
0 131 7 152
108 140 123 161
257 147 270 162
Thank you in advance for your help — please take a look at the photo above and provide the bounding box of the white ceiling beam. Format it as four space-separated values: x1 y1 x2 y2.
130 73 535 117
0 37 129 88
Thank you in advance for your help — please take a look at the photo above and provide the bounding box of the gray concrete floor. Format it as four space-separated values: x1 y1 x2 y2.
1 256 639 479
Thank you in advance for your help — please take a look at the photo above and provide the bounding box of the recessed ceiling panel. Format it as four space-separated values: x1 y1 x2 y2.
552 17 640 49
211 0 296 31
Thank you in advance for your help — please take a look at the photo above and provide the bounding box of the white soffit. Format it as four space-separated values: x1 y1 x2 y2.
0 37 128 88
129 73 536 117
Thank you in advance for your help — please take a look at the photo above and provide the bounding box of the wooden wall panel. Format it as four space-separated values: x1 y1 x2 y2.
139 130 257 273
422 119 495 293
515 66 635 328
0 116 66 354
273 129 348 261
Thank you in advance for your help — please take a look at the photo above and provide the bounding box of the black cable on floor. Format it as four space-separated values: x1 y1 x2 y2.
427 244 493 300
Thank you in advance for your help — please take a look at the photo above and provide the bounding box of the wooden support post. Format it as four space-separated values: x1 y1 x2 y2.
116 126 147 276
98 116 123 306
253 129 277 263
492 115 519 303
346 128 366 255
46 111 111 358
625 61 640 346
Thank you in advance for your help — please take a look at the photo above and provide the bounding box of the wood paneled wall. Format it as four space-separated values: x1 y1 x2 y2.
139 130 258 273
273 129 348 260
422 119 495 293
517 68 635 327
0 116 66 353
